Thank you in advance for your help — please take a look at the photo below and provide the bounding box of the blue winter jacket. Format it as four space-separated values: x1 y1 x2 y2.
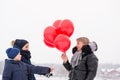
2 59 50 80
20 50 36 80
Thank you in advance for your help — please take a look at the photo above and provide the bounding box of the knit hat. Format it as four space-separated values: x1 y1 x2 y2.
6 48 20 59
13 39 28 49
89 41 98 52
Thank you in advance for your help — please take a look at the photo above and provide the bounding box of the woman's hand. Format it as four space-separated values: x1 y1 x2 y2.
61 53 68 63
45 67 54 78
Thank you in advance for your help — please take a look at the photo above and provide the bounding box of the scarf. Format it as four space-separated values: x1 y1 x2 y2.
71 50 82 68
20 50 31 60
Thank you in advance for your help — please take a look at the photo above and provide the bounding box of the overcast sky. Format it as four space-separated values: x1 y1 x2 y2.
0 0 120 64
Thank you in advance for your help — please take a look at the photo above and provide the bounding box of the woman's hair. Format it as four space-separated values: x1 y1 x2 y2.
76 37 89 45
11 40 15 46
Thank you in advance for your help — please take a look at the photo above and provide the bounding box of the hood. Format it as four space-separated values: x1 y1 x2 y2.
89 41 98 52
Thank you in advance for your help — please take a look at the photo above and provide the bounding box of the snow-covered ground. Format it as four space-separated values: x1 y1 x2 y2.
1 75 120 80
35 76 120 80
0 75 69 80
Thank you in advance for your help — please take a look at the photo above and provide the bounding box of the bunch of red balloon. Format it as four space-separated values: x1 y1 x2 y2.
43 19 74 52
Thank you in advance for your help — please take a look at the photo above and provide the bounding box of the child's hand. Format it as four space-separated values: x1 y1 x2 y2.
50 67 54 73
61 53 68 63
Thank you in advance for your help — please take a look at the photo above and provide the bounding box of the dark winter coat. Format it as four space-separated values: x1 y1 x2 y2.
63 51 98 80
20 50 36 80
2 59 50 80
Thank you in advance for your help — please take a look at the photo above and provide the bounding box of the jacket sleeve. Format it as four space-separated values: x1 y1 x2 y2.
63 60 72 71
2 64 12 80
85 54 98 80
27 64 51 75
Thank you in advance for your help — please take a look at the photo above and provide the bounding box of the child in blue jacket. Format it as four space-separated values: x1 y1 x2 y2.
2 48 52 80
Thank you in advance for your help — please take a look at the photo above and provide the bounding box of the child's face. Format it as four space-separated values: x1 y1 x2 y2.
76 40 84 51
14 53 22 61
22 43 29 51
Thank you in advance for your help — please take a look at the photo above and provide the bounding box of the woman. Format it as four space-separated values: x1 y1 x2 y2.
11 39 38 80
61 37 98 80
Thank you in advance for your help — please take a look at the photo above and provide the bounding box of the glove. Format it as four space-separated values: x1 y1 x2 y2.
72 46 77 54
81 45 92 54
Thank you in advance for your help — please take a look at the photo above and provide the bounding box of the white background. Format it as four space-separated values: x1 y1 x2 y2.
0 0 120 64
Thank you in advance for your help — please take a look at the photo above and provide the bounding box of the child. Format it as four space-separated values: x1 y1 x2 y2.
61 37 98 80
2 48 53 80
11 39 37 80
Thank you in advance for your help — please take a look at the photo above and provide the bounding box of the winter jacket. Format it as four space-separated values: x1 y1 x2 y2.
63 46 98 80
2 59 50 80
20 50 36 80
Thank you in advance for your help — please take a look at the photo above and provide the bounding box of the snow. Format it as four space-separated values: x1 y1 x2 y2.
0 75 120 80
116 68 120 72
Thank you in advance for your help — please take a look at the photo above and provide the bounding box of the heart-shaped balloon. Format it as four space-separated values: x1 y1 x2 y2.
57 19 74 37
44 38 55 48
53 20 62 28
54 34 71 52
44 26 57 45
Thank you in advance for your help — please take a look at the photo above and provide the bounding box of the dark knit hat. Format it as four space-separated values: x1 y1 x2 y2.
6 48 20 59
13 39 28 49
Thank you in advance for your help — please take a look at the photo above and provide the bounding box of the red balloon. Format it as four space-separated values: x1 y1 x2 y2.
53 20 62 28
44 26 57 44
54 34 71 52
58 19 74 37
44 39 55 48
